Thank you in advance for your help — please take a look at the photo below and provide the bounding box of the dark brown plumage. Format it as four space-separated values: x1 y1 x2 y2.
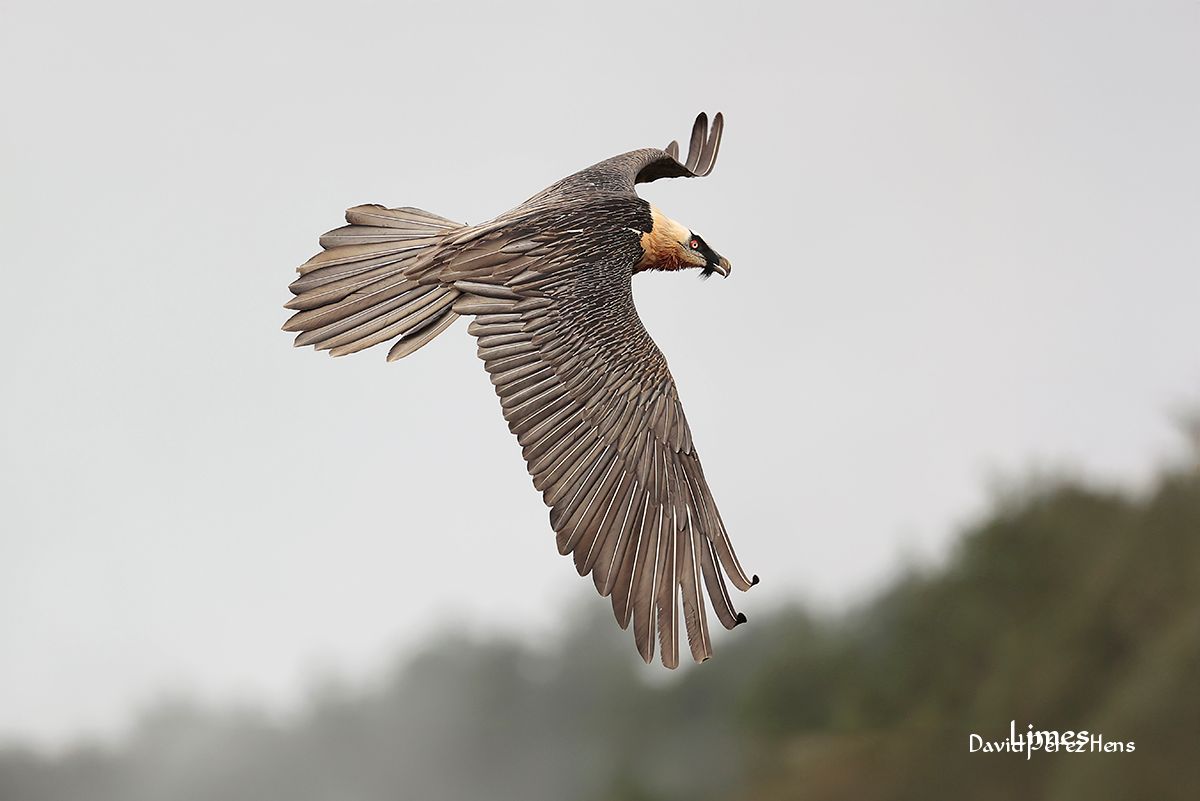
284 113 756 667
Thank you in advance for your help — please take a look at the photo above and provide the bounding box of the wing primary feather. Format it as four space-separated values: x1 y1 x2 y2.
594 480 637 595
564 455 623 565
653 508 679 668
559 471 616 566
700 536 743 630
628 497 661 660
575 480 623 577
679 509 711 662
675 458 745 630
547 443 608 552
685 113 708 173
544 438 606 508
677 453 757 591
523 416 584 466
533 430 597 494
517 405 581 452
550 446 615 537
698 478 758 592
588 472 637 591
612 490 651 628
601 482 643 595
697 112 724 175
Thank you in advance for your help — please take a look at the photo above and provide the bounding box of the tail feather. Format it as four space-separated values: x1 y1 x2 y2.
344 204 462 230
288 239 442 297
285 204 466 359
293 284 439 349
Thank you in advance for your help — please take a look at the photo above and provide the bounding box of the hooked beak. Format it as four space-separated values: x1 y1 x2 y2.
711 256 732 278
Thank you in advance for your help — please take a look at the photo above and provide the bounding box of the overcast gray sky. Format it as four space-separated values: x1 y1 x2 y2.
2 0 1197 748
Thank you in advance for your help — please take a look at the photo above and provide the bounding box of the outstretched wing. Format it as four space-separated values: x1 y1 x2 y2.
440 215 756 667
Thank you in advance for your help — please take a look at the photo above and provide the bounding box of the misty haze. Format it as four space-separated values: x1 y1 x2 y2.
2 1 1197 799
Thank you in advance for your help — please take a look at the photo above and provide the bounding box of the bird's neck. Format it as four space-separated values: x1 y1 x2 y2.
635 206 690 273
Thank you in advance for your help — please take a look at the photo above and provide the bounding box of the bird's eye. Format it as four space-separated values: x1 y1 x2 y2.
689 239 700 250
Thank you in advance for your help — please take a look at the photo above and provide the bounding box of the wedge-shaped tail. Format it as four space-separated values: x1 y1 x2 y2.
284 205 465 360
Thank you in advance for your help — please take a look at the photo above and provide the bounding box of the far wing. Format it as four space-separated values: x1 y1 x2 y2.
519 112 726 206
447 230 756 667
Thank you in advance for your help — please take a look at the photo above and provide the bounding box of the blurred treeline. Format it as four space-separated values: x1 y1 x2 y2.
2 453 1197 800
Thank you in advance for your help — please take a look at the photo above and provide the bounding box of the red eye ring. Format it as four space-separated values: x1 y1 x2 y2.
689 239 700 250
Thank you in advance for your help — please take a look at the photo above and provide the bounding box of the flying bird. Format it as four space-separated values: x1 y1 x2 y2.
284 113 756 667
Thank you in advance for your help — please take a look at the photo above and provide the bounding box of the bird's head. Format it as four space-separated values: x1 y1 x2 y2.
636 205 731 278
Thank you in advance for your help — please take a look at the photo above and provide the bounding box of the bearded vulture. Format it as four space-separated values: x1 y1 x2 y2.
284 113 757 667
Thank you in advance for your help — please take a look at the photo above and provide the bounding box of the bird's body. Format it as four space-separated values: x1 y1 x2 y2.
285 114 755 667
